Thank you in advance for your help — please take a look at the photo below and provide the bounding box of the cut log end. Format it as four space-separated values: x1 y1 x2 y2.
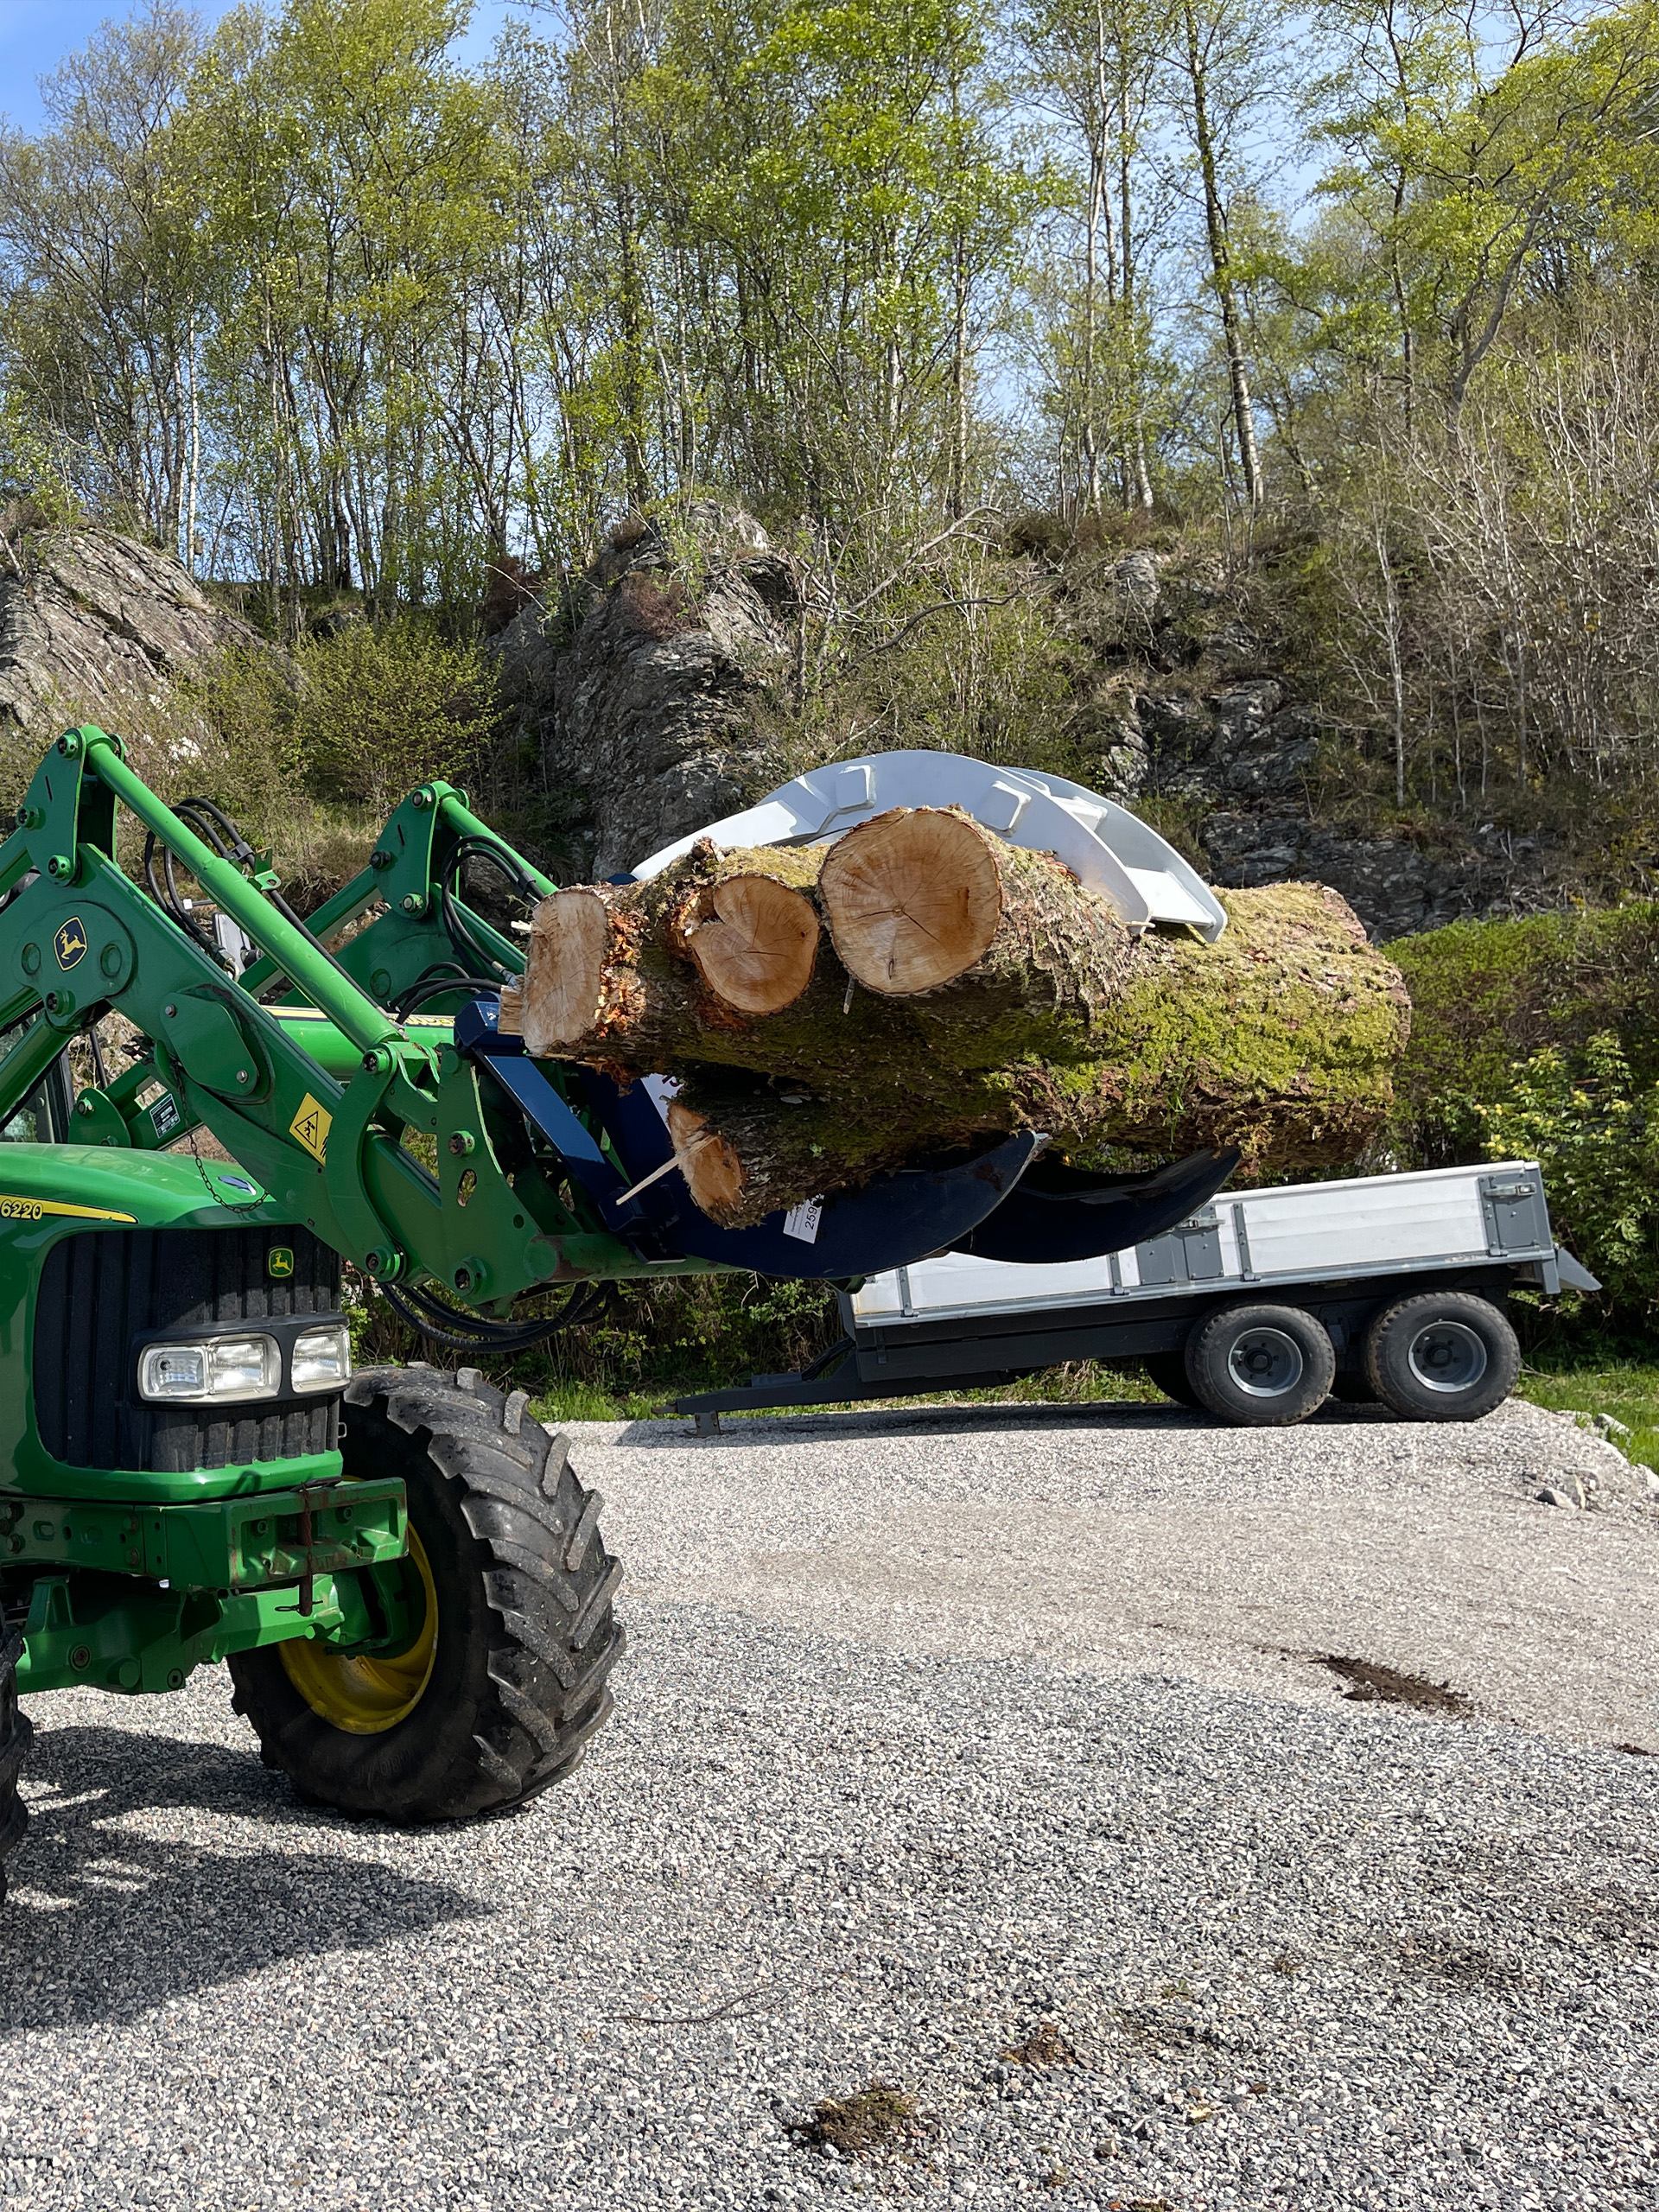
819 806 1004 995
523 889 610 1054
667 1099 747 1223
686 873 820 1014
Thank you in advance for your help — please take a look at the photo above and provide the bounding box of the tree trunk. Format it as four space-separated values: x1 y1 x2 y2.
519 813 1133 1078
517 820 1410 1229
1181 0 1262 512
645 880 1408 1225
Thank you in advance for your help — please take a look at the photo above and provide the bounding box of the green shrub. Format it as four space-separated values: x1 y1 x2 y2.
1391 899 1659 1162
292 619 501 810
1475 1032 1659 1318
24 650 305 870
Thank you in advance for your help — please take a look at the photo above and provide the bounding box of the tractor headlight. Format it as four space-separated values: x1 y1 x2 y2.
291 1322 352 1394
137 1334 280 1403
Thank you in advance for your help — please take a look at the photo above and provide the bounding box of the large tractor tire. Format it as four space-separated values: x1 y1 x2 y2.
230 1366 623 1821
0 1630 32 1905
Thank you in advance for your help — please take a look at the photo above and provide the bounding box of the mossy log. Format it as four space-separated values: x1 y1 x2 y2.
518 812 1134 1080
512 813 1409 1225
655 883 1408 1224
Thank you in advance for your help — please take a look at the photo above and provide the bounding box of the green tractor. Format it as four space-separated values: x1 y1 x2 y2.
0 723 671 1895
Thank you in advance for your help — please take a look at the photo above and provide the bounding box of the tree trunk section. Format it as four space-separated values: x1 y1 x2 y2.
519 819 1133 1084
518 844 828 1064
528 869 1410 1230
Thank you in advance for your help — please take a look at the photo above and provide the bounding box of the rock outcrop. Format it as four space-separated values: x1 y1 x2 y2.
493 505 791 879
0 529 259 732
2 514 1548 946
1043 555 1535 940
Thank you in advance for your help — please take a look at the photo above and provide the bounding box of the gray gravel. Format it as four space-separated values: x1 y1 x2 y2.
2 1396 1655 2211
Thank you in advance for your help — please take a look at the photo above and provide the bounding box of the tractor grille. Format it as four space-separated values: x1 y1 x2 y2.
33 1226 343 1474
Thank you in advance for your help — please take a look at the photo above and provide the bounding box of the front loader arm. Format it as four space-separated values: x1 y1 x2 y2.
0 726 664 1297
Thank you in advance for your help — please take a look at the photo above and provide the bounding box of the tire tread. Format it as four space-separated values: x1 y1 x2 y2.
230 1368 622 1822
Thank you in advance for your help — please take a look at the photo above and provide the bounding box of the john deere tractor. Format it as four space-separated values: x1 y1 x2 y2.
0 724 1227 1898
0 723 666 1897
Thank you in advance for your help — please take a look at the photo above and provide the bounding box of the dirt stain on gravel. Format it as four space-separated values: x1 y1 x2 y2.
1115 1996 1230 2053
791 2082 921 2158
1001 2020 1079 2068
1317 1655 1472 1713
1392 1933 1508 1986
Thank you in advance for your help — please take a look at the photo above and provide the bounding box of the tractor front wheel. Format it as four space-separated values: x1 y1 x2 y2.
229 1366 623 1821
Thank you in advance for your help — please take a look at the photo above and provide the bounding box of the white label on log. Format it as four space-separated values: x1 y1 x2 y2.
783 1197 823 1244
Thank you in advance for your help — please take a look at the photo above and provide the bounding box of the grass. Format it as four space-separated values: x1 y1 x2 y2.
526 1359 1167 1427
1514 1359 1659 1471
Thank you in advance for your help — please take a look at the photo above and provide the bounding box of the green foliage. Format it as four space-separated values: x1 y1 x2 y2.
1476 1033 1659 1319
1388 901 1659 1325
1391 900 1659 1160
291 619 500 810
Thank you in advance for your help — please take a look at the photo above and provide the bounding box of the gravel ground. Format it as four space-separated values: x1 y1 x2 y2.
1 1397 1655 2212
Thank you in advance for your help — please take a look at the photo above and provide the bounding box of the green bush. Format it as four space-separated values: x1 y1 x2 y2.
1389 902 1659 1330
293 619 501 810
1390 899 1659 1162
22 649 305 870
1475 1032 1659 1318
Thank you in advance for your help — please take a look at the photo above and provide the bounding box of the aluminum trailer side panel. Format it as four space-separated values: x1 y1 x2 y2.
852 1160 1560 1327
673 1161 1597 1428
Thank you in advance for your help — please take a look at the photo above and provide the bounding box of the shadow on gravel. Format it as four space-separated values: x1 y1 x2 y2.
620 1400 1405 1448
1 1723 485 2027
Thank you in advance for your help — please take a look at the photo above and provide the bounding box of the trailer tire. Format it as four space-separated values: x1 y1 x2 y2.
1184 1301 1336 1427
1363 1292 1519 1421
229 1367 623 1822
1143 1351 1202 1408
0 1631 31 1907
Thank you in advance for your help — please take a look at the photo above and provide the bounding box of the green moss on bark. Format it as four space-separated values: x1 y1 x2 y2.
669 881 1409 1223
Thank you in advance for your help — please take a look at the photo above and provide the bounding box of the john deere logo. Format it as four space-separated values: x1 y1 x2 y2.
54 918 87 970
268 1246 294 1279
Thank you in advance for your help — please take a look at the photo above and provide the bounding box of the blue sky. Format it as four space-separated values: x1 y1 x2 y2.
0 0 525 130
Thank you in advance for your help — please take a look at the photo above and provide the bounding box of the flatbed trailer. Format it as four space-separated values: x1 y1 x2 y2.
675 1160 1599 1432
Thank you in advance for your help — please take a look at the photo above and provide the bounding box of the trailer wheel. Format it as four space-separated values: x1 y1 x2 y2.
1143 1351 1202 1408
1184 1301 1336 1427
229 1367 623 1822
0 1631 30 1907
1363 1292 1519 1421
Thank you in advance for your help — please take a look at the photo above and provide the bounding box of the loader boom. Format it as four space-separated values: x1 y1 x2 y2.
0 725 690 1300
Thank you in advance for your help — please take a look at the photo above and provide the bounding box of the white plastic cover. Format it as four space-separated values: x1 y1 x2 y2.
630 749 1227 940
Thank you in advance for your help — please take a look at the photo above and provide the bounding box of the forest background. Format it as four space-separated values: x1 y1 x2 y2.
4 0 1659 1418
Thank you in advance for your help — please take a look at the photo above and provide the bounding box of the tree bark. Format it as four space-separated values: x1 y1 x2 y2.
647 882 1408 1224
517 824 1410 1229
520 813 1135 1079
1180 0 1262 512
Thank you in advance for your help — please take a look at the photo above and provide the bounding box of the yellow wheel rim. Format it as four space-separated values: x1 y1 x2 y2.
280 1525 439 1736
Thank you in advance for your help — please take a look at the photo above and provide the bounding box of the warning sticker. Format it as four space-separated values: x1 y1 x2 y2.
782 1196 823 1244
149 1091 180 1139
289 1093 333 1164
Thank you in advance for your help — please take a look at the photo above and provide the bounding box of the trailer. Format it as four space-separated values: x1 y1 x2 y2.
675 1160 1599 1432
